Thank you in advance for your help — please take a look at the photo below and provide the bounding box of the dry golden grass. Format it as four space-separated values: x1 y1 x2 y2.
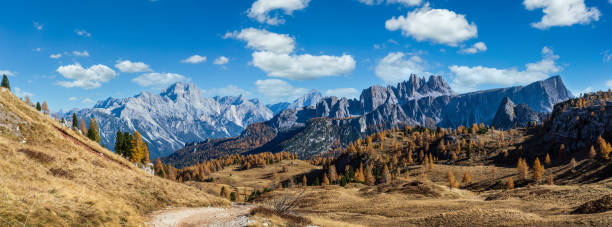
0 89 228 226
187 159 320 200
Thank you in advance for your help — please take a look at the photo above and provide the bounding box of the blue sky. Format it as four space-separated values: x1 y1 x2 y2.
0 0 611 111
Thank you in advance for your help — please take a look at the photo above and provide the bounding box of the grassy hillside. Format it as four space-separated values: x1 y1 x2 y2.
0 88 228 226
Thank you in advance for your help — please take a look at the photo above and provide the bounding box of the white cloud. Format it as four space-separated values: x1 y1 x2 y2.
359 0 422 6
213 56 229 65
252 51 356 80
33 21 43 30
132 73 189 87
33 48 42 52
227 28 355 80
56 64 117 89
50 53 62 59
324 88 360 99
602 50 612 62
247 0 310 25
181 55 207 64
523 0 600 29
450 47 561 93
82 98 94 104
72 51 90 57
203 85 251 97
459 42 487 54
0 70 16 76
68 97 77 101
385 3 477 46
13 87 34 98
224 28 295 54
74 29 91 37
114 60 152 73
375 52 426 83
255 79 308 102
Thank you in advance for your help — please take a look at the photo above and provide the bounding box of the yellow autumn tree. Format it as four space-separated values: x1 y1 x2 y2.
130 131 145 163
532 158 544 182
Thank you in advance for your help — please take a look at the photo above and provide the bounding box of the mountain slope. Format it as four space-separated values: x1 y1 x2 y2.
0 88 227 226
165 76 572 166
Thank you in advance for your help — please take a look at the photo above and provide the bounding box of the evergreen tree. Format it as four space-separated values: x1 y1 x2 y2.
1 74 10 91
87 118 101 143
72 113 79 129
123 132 133 157
36 102 41 111
115 131 124 156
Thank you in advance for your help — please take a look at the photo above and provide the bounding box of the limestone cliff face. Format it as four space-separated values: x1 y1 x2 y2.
167 76 573 165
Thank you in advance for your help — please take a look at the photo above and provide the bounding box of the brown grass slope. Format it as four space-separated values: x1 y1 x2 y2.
0 88 228 226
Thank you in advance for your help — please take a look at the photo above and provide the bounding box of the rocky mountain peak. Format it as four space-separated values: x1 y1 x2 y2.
287 89 323 110
160 82 202 101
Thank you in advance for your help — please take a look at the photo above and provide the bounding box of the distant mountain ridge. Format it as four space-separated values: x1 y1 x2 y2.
63 83 318 158
164 75 573 167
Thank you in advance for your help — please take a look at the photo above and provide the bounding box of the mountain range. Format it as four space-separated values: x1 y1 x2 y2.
63 83 323 158
162 75 573 167
66 75 572 163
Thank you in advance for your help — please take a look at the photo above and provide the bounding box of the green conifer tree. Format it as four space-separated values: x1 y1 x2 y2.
72 113 79 129
36 102 41 111
86 118 101 143
1 75 10 91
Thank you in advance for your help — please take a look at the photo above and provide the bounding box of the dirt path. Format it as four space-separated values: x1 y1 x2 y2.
147 205 253 227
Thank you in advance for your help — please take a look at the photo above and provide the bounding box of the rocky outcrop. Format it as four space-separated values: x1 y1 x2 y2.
492 97 545 130
546 100 612 152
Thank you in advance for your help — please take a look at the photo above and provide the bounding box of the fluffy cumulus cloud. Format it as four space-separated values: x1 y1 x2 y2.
0 70 15 76
224 28 295 54
227 28 355 80
50 53 62 59
523 0 600 29
213 56 229 65
459 42 487 54
132 73 189 87
324 88 360 99
72 51 90 57
358 0 422 6
247 0 310 25
385 3 477 46
203 85 250 97
57 64 117 89
252 51 355 80
181 55 207 64
114 60 152 73
375 52 426 83
255 79 308 102
450 47 561 93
